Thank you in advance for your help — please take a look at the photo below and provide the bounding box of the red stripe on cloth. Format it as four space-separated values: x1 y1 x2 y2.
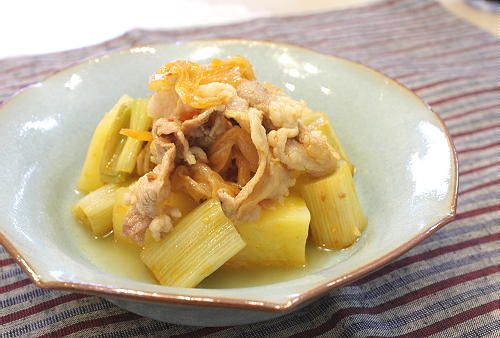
379 56 498 72
291 266 498 338
283 0 403 21
169 327 226 338
350 0 418 12
0 3 425 83
368 30 485 57
0 67 60 86
0 279 31 294
0 258 15 267
459 180 500 196
319 10 451 50
0 293 90 325
0 51 79 74
0 60 46 77
429 88 499 106
455 205 500 220
451 124 499 138
236 0 406 36
382 31 481 59
0 82 31 94
0 1 436 78
457 142 498 154
312 20 459 56
460 161 499 176
411 76 474 92
394 72 420 80
416 41 499 60
242 0 436 43
0 63 63 91
352 233 498 286
38 312 142 337
402 300 499 337
145 0 406 44
442 104 499 122
2 71 73 100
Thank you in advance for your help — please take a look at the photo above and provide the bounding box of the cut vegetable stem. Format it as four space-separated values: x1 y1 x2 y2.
298 161 367 249
73 183 121 236
116 98 152 174
141 199 245 287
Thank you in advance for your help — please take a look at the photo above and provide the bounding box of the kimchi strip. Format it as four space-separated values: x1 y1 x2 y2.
208 126 259 173
149 56 256 110
172 163 240 203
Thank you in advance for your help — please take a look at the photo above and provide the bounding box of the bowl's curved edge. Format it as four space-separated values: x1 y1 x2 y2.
0 38 459 313
0 46 125 110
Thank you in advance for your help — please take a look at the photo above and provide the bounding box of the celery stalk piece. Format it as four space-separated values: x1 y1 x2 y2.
141 199 246 288
72 183 120 236
100 103 132 183
77 95 133 192
298 161 367 249
115 98 152 174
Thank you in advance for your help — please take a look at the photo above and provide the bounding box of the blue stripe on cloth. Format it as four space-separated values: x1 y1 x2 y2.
414 80 496 101
459 152 498 169
336 282 499 336
458 170 499 190
458 181 497 196
0 228 494 318
0 287 51 308
0 0 498 336
439 100 498 120
207 275 499 338
451 112 500 132
445 106 498 125
444 109 497 127
457 320 500 338
6 251 496 338
460 161 498 176
0 267 25 281
454 132 500 148
425 218 498 244
94 322 187 338
459 191 498 208
3 299 115 338
339 249 497 295
437 101 498 119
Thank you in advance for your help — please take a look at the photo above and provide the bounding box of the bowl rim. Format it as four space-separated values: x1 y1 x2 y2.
0 38 458 312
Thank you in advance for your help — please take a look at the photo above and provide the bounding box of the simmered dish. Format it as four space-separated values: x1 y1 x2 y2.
72 56 367 288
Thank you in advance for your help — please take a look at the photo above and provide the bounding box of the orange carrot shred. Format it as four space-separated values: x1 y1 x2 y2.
120 129 153 142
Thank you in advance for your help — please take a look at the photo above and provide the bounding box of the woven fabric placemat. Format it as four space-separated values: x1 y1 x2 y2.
1 0 498 336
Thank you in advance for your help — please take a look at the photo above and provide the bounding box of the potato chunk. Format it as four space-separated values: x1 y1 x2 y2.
226 194 310 268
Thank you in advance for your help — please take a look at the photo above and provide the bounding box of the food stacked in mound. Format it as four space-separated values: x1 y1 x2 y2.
73 56 366 288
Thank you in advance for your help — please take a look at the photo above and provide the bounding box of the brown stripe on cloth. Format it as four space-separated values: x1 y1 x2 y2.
287 266 498 338
1 0 498 336
1 294 90 326
459 161 498 176
443 103 499 122
459 179 500 195
350 232 499 286
0 258 15 268
402 300 500 337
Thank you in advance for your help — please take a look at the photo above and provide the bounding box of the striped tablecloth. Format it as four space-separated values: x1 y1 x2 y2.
1 0 498 336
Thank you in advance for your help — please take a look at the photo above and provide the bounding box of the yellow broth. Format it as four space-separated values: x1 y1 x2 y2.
75 230 354 288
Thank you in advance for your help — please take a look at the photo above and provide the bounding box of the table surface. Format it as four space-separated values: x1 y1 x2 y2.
1 0 498 59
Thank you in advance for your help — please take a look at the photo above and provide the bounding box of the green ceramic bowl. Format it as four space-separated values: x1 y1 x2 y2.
0 39 457 326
